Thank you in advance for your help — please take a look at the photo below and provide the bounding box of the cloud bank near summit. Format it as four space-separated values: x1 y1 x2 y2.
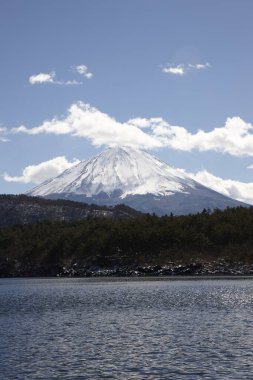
12 101 253 157
189 170 253 206
4 156 80 185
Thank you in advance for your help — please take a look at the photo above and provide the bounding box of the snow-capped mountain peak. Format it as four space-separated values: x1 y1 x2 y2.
28 146 196 198
27 146 247 215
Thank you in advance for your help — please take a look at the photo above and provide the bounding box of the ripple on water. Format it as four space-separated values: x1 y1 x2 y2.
1 278 253 379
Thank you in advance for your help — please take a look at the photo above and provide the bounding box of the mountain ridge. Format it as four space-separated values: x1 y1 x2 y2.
0 194 141 226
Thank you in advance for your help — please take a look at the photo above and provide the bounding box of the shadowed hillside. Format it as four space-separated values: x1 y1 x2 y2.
1 205 253 276
0 194 141 226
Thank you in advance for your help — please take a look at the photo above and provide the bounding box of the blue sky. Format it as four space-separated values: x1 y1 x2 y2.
1 0 253 203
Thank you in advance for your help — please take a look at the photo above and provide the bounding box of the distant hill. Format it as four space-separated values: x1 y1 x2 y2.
0 194 141 226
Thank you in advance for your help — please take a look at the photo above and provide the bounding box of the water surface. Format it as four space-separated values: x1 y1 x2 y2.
1 278 253 379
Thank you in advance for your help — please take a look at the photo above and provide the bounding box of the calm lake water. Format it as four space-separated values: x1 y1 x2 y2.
1 278 253 379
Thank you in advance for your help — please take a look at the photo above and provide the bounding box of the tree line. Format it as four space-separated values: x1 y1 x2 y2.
1 206 253 275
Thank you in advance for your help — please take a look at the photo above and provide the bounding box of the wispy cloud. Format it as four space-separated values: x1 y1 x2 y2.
12 102 253 157
28 65 93 85
29 71 81 86
162 62 211 75
58 80 81 85
3 156 80 184
188 62 211 70
0 127 10 142
72 64 93 79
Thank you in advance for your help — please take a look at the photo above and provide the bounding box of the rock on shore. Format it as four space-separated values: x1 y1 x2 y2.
1 259 253 277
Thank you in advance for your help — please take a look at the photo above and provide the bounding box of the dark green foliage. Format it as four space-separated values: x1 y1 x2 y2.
1 206 253 276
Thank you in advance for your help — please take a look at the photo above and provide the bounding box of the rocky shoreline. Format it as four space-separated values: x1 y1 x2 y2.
58 260 253 277
2 259 253 277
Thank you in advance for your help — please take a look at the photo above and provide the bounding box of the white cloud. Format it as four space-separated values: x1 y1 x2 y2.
29 71 81 86
12 102 253 156
12 102 161 149
127 115 253 157
29 72 56 85
190 169 253 205
127 118 156 129
162 65 185 75
72 64 93 79
163 62 210 75
3 156 80 184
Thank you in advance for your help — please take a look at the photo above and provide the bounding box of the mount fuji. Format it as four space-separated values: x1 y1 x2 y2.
27 146 247 215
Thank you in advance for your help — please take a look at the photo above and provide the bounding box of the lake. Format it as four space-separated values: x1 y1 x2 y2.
1 277 253 379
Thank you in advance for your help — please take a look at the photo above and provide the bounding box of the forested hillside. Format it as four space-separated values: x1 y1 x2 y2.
1 206 253 276
0 194 140 226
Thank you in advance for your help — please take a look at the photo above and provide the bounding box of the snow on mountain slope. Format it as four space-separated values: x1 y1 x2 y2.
27 146 248 215
27 146 197 198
